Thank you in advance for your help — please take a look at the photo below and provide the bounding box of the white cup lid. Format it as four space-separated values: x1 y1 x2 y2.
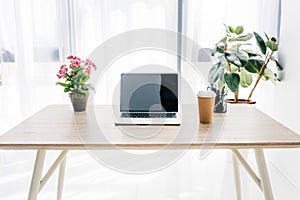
197 90 216 98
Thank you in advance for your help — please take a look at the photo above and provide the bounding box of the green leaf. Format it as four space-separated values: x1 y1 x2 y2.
217 81 225 91
235 26 244 35
254 32 266 55
219 67 225 83
240 69 253 88
86 84 95 91
225 50 249 67
57 82 70 87
228 33 253 42
216 46 225 54
264 32 270 40
211 47 217 56
219 36 227 44
81 84 88 90
230 65 239 73
64 87 72 93
208 63 221 84
229 45 239 51
263 68 276 83
246 51 259 57
78 89 88 94
81 74 89 82
275 60 283 71
224 72 240 92
228 26 235 33
211 46 224 56
269 56 283 71
266 40 278 51
244 59 264 73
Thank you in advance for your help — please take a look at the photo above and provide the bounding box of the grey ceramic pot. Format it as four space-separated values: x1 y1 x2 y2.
69 93 89 112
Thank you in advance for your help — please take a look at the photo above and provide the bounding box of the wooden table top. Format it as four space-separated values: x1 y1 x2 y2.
1 104 300 150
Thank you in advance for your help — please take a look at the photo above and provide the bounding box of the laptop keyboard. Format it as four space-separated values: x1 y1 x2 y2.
121 113 176 118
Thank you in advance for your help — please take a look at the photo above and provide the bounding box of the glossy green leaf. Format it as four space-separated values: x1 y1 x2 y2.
225 50 249 67
240 69 253 88
266 40 278 51
246 52 259 57
228 33 253 42
224 72 240 92
245 59 264 73
254 32 266 55
235 26 244 35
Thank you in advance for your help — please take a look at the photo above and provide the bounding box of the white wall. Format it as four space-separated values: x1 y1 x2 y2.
257 1 300 199
257 1 300 134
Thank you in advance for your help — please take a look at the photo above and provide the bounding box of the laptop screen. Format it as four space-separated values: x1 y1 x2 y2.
120 73 178 112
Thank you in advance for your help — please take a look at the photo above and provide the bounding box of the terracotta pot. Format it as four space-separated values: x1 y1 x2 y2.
69 93 89 112
227 99 256 104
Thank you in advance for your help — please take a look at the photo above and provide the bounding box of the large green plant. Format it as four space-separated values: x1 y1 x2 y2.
208 25 283 102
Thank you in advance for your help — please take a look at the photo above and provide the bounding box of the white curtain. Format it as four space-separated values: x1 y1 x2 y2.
71 0 179 103
184 0 276 48
0 0 67 134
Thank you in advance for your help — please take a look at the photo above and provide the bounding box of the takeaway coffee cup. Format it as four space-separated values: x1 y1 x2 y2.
197 91 216 123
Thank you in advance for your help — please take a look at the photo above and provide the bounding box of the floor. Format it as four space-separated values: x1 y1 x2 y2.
0 149 254 200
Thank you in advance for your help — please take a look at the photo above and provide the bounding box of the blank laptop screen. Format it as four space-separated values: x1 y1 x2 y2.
120 73 178 112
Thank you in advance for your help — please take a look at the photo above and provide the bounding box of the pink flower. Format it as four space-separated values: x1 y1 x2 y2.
90 61 97 70
68 55 82 69
67 55 74 59
56 55 96 80
85 65 91 75
56 64 68 79
83 59 97 71
57 74 62 79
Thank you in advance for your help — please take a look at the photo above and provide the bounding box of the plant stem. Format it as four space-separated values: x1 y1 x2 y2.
247 64 266 101
247 52 273 100
227 61 232 72
234 91 239 102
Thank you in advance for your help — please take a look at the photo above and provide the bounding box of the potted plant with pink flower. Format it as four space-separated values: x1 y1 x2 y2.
56 55 97 112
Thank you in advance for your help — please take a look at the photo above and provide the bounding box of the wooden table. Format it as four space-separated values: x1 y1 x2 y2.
1 104 300 200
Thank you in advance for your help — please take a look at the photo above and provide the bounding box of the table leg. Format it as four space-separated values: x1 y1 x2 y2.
254 149 274 200
57 155 67 200
232 152 241 200
28 150 46 200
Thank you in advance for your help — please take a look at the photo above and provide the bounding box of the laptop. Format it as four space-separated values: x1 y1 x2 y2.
114 73 181 125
